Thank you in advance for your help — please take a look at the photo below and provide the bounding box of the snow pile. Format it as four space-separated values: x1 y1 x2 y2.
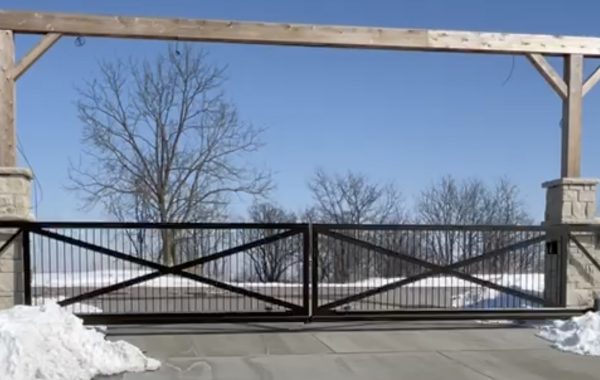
0 302 160 380
33 298 107 333
537 311 600 356
33 297 103 314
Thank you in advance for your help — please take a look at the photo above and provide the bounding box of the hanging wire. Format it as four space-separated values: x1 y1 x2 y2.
501 56 516 86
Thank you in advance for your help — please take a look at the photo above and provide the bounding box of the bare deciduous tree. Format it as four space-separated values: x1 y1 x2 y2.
416 176 536 272
308 169 404 224
245 202 300 282
69 44 271 265
417 176 531 226
307 169 406 282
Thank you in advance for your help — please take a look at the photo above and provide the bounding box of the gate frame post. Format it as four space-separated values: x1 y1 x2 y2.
311 224 319 318
558 227 569 307
543 178 600 308
22 227 31 306
302 224 310 320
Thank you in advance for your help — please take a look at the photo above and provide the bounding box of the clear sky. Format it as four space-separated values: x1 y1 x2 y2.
6 0 600 222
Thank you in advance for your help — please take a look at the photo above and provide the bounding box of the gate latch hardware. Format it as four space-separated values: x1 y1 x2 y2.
546 240 559 255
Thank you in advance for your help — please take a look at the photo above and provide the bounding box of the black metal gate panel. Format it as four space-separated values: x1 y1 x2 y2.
311 225 569 318
6 221 590 324
23 223 310 324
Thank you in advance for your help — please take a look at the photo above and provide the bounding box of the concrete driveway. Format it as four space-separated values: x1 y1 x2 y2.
98 321 600 380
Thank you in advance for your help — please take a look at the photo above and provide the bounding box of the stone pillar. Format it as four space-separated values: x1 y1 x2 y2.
543 178 600 307
0 168 32 310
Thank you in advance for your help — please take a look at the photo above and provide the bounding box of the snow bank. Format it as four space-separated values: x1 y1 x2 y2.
32 297 103 314
32 270 307 288
537 311 600 356
33 270 545 290
0 302 160 380
32 297 106 333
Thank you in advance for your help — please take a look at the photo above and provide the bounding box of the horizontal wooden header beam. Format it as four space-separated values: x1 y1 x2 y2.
3 10 600 56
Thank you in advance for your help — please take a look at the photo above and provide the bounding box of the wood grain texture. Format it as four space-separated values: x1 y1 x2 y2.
11 33 61 80
583 64 600 96
2 10 600 56
0 30 16 166
562 54 583 178
527 54 567 98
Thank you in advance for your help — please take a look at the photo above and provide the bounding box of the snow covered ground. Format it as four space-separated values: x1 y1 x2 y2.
537 312 600 356
33 270 545 290
451 273 542 308
32 297 103 314
0 302 159 380
31 270 545 312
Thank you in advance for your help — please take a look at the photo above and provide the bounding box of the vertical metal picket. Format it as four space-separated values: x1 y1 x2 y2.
22 227 31 305
311 223 319 318
302 224 310 319
558 226 569 308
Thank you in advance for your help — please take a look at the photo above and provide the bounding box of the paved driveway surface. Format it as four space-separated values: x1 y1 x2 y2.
97 321 600 380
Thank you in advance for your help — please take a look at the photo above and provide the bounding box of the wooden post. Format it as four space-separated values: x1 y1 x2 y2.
562 54 584 178
0 30 15 166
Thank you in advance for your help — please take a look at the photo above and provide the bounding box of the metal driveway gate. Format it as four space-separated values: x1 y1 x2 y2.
7 222 591 324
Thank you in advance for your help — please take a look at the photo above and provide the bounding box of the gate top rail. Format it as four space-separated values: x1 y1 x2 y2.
1 220 598 233
0 221 309 229
312 224 549 231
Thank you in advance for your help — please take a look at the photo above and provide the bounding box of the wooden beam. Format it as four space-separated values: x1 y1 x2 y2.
527 54 567 98
583 64 600 96
11 33 61 80
2 10 600 56
562 54 584 178
0 30 16 166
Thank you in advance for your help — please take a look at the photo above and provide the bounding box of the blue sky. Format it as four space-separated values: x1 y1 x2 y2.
6 0 600 221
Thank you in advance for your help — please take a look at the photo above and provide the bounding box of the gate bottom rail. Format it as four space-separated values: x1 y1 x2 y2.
77 308 589 325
